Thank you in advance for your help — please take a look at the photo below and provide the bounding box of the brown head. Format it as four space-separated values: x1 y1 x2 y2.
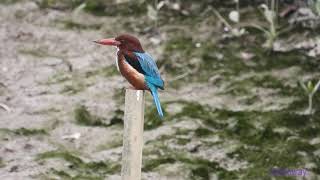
94 34 144 53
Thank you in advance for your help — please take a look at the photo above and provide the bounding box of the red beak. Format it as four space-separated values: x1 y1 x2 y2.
93 38 120 46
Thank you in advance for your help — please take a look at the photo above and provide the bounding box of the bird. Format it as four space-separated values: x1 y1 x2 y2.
94 34 164 118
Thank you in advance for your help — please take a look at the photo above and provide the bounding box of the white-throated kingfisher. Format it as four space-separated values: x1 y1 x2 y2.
94 34 164 118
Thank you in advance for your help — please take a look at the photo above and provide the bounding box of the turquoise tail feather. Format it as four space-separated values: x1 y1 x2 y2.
148 84 164 118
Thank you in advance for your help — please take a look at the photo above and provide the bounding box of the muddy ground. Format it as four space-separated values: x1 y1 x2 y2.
0 1 320 180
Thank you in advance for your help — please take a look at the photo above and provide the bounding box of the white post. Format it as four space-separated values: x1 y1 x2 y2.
121 89 145 180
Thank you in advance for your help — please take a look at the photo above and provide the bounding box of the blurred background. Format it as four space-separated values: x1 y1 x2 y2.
0 0 319 179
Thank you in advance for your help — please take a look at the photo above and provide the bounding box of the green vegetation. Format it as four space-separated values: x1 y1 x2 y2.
0 0 22 4
250 1 279 49
300 79 320 114
37 0 147 16
61 82 86 94
37 150 120 179
97 138 122 150
0 158 5 168
142 99 320 178
74 105 108 127
0 128 48 136
309 0 320 16
46 72 71 84
74 105 122 127
142 145 237 179
19 48 50 58
60 20 102 30
1 0 320 179
144 106 163 130
85 66 119 78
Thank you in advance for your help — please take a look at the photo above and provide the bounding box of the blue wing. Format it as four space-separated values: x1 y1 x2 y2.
133 52 164 89
134 52 164 118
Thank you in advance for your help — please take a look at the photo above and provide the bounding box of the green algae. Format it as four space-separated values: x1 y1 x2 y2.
144 106 163 130
162 26 319 91
3 1 320 179
74 105 122 127
97 138 122 151
144 99 320 179
0 128 48 136
61 82 86 94
220 110 320 179
195 128 212 137
37 150 120 179
46 72 71 84
176 137 190 145
19 48 50 58
143 157 176 172
109 109 123 126
143 145 236 179
173 101 224 128
37 0 147 17
60 20 102 30
0 0 22 4
50 66 118 94
85 66 119 78
0 158 5 168
74 105 108 127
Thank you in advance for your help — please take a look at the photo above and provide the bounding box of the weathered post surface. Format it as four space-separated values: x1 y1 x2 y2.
121 89 145 180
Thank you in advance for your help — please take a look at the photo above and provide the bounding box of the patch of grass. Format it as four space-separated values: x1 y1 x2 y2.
60 81 86 94
97 132 123 151
37 150 120 178
50 169 72 179
84 1 147 16
109 109 123 126
47 72 71 84
143 147 236 179
191 166 210 180
74 105 122 127
195 128 212 137
100 66 119 77
162 36 196 80
0 128 48 136
175 128 191 136
143 157 176 171
37 0 75 9
173 101 225 129
98 139 122 151
51 169 103 180
19 48 49 58
85 66 118 78
112 89 125 105
61 20 102 30
144 106 163 130
220 109 320 179
74 105 108 127
61 84 82 94
176 137 189 145
187 157 237 179
37 0 147 16
215 109 309 144
0 158 5 168
232 143 305 179
165 36 194 55
0 0 21 4
158 101 320 178
144 102 320 178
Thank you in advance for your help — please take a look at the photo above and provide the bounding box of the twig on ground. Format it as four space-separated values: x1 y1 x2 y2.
0 103 11 112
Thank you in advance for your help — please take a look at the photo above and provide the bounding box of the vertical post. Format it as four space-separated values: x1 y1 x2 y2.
121 89 145 180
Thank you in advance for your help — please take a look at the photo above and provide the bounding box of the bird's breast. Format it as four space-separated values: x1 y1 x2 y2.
117 53 148 90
